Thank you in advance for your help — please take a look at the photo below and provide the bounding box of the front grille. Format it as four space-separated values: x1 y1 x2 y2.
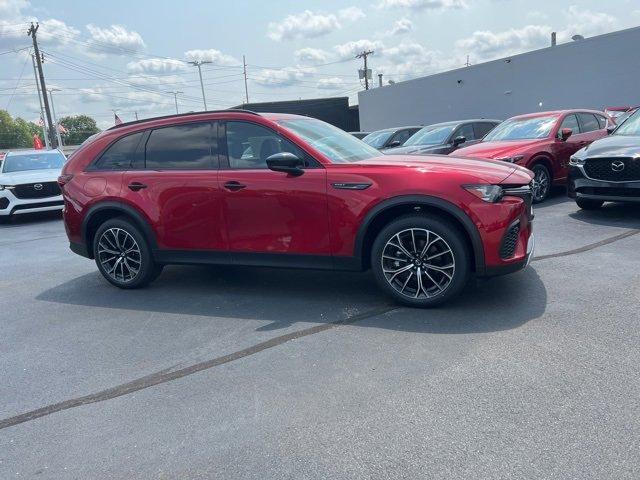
12 200 64 211
499 221 520 259
0 197 8 210
577 187 640 198
12 181 61 199
584 157 640 182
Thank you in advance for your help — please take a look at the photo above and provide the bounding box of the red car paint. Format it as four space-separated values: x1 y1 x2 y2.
60 111 533 278
454 110 610 184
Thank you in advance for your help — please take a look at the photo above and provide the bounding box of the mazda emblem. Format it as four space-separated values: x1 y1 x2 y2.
34 183 43 190
611 160 625 172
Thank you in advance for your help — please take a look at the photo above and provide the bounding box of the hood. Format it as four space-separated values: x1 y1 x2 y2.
454 139 546 159
354 154 530 184
0 168 62 185
579 134 640 158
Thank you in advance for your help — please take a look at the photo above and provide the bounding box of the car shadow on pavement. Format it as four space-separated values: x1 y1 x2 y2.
568 203 640 229
36 264 546 335
0 211 62 227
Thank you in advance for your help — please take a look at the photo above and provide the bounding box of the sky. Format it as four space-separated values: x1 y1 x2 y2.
1 0 639 129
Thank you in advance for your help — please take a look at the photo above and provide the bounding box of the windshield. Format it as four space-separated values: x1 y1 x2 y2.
483 115 557 141
362 130 394 148
613 109 640 136
404 124 456 146
277 118 379 163
2 152 66 173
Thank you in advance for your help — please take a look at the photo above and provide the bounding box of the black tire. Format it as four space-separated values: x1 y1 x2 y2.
531 163 551 203
371 215 470 307
576 198 604 210
93 217 159 289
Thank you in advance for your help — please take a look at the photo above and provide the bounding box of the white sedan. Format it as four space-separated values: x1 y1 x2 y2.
0 149 67 220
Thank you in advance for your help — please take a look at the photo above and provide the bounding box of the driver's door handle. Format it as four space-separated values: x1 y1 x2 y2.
128 182 147 191
224 181 246 191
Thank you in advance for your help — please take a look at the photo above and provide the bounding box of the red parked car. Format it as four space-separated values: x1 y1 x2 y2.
59 110 534 307
453 110 610 202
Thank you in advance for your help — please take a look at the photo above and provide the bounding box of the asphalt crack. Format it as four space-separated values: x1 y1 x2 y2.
532 229 640 261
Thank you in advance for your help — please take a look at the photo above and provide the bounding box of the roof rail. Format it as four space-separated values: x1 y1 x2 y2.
107 109 260 130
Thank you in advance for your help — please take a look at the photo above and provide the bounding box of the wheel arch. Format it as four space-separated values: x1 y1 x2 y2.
354 195 485 274
527 154 554 177
82 201 157 258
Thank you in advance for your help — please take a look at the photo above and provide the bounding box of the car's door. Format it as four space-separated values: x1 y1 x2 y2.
218 120 330 263
120 121 227 252
553 113 586 180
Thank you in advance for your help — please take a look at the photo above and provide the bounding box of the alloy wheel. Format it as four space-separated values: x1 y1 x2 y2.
381 228 455 299
97 228 142 283
532 167 550 202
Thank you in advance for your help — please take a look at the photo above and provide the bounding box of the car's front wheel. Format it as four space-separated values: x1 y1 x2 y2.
531 163 551 203
371 215 470 307
93 217 161 289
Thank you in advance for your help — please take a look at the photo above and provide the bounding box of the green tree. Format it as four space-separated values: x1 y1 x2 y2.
0 110 31 149
59 115 100 145
15 117 42 138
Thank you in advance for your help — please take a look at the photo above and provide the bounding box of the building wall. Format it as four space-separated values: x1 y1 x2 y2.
358 27 640 131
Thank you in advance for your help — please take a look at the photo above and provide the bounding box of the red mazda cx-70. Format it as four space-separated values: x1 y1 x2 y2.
454 110 610 202
59 110 534 307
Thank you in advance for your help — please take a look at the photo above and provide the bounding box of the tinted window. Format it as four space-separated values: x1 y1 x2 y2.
389 128 417 146
453 123 475 141
225 121 309 169
595 114 607 129
94 132 144 170
474 122 497 138
578 113 600 133
146 123 213 170
559 114 580 135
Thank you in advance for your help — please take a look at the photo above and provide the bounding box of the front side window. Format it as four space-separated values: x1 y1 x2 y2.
277 118 379 164
559 114 580 136
389 129 417 146
614 109 640 136
146 122 213 170
225 121 309 169
2 152 65 173
484 115 558 141
94 132 144 170
453 124 475 141
362 130 394 149
578 113 600 133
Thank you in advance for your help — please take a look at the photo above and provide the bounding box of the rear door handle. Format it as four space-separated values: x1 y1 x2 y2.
224 181 246 191
128 182 147 192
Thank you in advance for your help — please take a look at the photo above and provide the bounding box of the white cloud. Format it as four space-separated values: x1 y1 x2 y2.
387 18 413 35
126 58 187 74
338 6 365 21
378 42 450 77
0 0 29 17
377 0 468 11
559 6 617 41
85 24 145 55
317 77 347 90
294 47 330 65
267 10 340 41
455 25 551 59
334 39 384 59
252 66 314 88
184 48 239 66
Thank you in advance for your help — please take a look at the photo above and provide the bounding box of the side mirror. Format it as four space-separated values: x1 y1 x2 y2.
386 140 401 148
453 135 466 146
560 128 572 141
606 124 615 134
266 152 304 176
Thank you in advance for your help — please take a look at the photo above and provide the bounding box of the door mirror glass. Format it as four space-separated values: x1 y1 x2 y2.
453 135 466 146
266 152 304 176
606 124 616 134
560 128 573 141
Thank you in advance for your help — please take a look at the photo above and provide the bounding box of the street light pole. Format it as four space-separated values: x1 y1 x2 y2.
168 90 184 114
47 88 63 148
188 60 212 110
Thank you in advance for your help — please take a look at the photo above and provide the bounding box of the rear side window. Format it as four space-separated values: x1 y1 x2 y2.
145 122 214 170
93 132 144 170
474 122 497 138
578 113 601 133
595 114 607 129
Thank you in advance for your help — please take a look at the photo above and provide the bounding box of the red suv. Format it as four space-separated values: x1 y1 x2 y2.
59 110 534 307
454 110 610 202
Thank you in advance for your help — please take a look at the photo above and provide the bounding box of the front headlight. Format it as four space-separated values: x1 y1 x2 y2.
569 156 585 166
463 184 504 202
496 155 524 163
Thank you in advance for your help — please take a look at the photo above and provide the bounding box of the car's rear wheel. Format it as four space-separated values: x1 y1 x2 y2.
371 215 470 307
93 218 161 289
575 198 604 210
531 163 551 203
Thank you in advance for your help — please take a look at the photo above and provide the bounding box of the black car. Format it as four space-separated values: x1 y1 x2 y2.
362 126 422 150
349 131 371 140
383 119 501 155
568 109 640 209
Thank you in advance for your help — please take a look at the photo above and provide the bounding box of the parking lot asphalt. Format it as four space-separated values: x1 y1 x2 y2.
1 192 639 479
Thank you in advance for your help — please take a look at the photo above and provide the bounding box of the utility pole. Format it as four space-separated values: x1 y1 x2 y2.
465 55 471 67
27 22 56 148
356 50 374 90
168 90 183 114
30 52 50 149
242 55 249 104
378 73 383 88
134 111 139 120
47 88 63 148
188 60 211 110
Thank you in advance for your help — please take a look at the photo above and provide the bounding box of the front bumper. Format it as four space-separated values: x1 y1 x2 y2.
0 188 64 216
568 166 640 203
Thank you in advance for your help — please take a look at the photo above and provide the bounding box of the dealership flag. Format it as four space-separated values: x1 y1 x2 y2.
114 112 123 125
